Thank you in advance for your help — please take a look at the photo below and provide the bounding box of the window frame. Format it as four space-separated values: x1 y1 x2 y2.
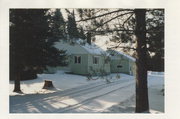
74 56 81 64
93 56 99 64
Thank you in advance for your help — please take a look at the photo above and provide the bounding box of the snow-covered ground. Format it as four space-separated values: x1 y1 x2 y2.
9 71 164 113
148 71 164 113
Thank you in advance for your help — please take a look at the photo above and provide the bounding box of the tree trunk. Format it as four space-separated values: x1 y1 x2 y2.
134 9 149 113
13 71 21 92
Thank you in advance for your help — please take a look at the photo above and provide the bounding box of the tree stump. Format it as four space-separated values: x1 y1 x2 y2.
42 80 54 89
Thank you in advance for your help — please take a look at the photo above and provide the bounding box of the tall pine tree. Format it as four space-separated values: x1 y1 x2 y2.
134 9 149 112
48 9 66 41
67 10 79 39
10 9 67 92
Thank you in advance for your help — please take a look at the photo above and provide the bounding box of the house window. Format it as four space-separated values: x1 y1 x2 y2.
74 56 81 64
105 56 110 64
93 56 99 64
117 65 122 68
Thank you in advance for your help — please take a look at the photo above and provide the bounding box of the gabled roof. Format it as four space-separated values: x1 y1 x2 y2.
107 49 136 61
54 41 88 54
54 39 107 55
79 42 107 55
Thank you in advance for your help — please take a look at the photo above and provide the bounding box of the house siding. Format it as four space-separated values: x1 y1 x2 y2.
69 54 89 75
129 60 136 76
87 54 110 75
110 58 129 74
107 50 136 76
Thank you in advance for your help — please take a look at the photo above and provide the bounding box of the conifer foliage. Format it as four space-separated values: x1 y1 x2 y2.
48 9 66 41
10 9 67 92
67 10 80 39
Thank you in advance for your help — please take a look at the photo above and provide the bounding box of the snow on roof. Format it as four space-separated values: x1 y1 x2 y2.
54 41 88 55
72 38 107 55
81 44 107 55
54 38 107 55
117 51 136 61
107 50 136 61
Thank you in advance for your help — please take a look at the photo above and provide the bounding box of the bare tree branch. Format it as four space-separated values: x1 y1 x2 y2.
76 9 134 22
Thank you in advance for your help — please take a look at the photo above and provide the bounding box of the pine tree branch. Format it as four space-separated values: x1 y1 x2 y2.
110 44 136 50
89 29 135 34
146 25 164 32
108 40 136 51
89 28 163 34
76 9 134 22
90 12 134 32
122 13 134 27
118 46 137 50
146 9 164 12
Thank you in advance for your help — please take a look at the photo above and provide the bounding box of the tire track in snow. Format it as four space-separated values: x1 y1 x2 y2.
42 79 130 101
56 81 134 113
11 79 134 113
11 79 130 104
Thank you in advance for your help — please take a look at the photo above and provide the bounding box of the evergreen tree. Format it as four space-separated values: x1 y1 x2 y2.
79 27 86 40
146 10 164 71
67 10 79 39
49 9 66 41
10 9 67 92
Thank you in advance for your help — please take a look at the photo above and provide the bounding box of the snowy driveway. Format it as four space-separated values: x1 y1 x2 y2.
9 71 164 113
10 77 135 113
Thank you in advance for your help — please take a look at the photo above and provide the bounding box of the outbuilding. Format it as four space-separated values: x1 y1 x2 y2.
107 49 136 76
